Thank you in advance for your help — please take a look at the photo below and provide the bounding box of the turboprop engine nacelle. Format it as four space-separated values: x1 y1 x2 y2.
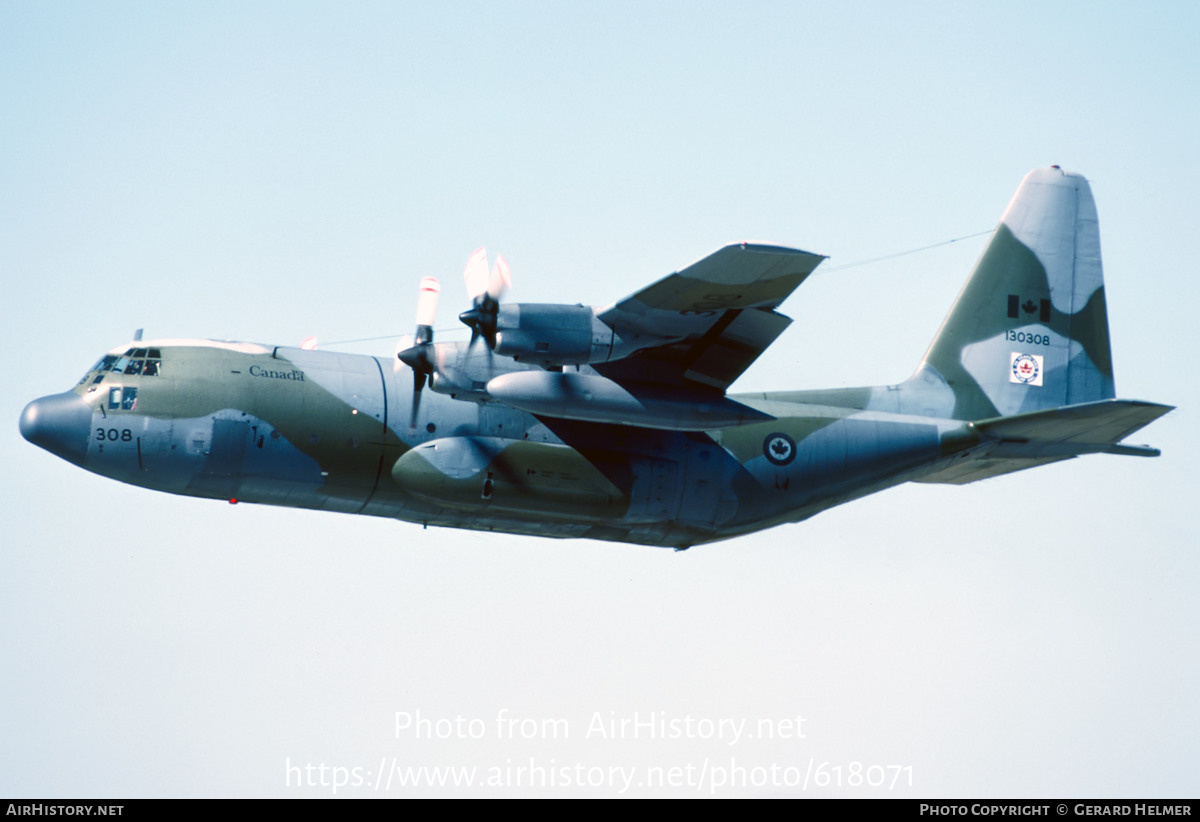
493 304 647 368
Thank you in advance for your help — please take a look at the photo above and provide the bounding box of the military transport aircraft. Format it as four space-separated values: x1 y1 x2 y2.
20 167 1171 549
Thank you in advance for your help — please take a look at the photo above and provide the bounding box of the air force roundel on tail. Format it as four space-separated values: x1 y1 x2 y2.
1010 352 1044 386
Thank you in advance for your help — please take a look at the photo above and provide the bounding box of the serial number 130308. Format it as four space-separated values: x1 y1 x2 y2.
1005 330 1050 346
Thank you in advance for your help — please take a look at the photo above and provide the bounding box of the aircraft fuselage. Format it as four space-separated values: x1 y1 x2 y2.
21 339 961 548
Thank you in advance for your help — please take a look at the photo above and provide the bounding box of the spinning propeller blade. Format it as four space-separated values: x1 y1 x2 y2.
397 276 440 427
459 249 511 350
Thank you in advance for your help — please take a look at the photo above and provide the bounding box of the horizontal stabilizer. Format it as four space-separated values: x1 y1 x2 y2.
1104 443 1160 457
917 399 1172 485
972 399 1172 457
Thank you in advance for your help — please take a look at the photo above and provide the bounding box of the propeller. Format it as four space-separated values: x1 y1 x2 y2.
396 276 440 427
458 247 511 349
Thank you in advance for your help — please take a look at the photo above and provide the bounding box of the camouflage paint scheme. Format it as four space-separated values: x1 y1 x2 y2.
21 168 1171 549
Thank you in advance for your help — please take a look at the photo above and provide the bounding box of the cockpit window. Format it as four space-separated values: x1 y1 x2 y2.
92 355 120 372
91 349 163 377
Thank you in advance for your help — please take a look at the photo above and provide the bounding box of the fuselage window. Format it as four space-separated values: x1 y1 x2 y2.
107 386 138 411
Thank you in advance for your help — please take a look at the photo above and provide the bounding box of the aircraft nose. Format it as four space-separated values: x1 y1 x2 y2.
20 392 93 466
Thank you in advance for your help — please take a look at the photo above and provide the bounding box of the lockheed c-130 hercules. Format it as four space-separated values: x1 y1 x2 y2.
20 167 1171 549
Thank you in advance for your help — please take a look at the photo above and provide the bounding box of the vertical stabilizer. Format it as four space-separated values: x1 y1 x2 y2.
920 167 1115 420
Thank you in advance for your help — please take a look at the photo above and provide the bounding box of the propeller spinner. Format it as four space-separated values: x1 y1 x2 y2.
396 276 440 427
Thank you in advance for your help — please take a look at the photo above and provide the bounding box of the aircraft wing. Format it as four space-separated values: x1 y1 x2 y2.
595 243 826 391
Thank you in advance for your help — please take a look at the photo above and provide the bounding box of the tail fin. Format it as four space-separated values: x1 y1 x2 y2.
920 167 1115 420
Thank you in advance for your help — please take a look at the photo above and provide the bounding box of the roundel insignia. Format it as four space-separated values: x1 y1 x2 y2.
763 432 796 466
1010 352 1042 385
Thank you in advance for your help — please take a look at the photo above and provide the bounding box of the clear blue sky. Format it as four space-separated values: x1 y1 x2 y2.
3 1 1196 797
